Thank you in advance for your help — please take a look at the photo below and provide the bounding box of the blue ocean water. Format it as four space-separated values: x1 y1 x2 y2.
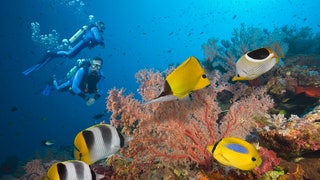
0 0 319 169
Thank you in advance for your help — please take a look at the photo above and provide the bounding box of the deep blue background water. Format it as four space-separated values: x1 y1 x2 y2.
0 0 319 164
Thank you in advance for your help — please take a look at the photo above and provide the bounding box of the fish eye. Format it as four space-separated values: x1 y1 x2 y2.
202 74 207 79
251 157 256 162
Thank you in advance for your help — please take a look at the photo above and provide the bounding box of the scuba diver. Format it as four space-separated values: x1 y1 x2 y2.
22 21 105 76
42 57 105 106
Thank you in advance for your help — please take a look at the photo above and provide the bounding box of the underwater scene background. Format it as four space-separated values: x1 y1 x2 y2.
1 0 320 179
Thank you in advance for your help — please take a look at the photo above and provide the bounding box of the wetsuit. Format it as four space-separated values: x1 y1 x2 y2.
69 67 105 100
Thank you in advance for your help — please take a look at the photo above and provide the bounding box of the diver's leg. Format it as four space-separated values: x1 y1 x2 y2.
41 75 56 96
53 80 71 91
56 51 69 58
22 51 56 76
64 40 86 59
53 79 59 90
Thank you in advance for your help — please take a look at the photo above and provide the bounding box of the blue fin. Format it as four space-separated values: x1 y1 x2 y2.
22 52 56 76
41 84 53 96
22 64 41 76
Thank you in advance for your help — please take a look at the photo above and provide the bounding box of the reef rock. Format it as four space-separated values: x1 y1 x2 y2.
258 105 320 159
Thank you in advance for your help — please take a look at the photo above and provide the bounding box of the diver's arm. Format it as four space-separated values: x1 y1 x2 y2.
91 27 104 45
94 76 106 100
71 68 88 100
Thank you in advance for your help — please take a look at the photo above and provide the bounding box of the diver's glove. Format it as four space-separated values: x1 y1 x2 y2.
86 98 96 106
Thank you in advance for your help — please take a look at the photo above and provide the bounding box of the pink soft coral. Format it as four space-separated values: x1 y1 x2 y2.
106 68 274 178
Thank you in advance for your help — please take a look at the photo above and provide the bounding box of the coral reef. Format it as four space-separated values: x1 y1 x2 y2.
281 25 320 55
103 25 320 179
106 68 274 178
253 147 281 178
258 105 320 159
256 105 320 179
14 24 320 179
266 54 320 101
19 159 49 180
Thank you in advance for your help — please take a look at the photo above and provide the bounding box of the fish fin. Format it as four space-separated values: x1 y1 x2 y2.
95 173 105 180
143 95 177 105
158 80 173 97
271 42 285 59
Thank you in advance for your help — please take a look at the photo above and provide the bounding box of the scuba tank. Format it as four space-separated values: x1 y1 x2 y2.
66 66 78 79
69 25 89 44
66 59 88 79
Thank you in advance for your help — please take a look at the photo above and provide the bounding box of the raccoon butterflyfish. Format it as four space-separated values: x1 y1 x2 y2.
74 124 133 165
44 160 104 180
206 137 262 170
232 47 280 81
145 56 211 104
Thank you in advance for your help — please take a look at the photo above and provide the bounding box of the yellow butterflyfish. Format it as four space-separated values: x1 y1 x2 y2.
206 137 262 170
145 56 210 104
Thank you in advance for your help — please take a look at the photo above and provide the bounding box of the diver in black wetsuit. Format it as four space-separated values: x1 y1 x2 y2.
41 57 105 106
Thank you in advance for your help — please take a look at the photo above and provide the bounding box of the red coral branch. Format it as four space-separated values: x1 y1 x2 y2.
106 69 274 176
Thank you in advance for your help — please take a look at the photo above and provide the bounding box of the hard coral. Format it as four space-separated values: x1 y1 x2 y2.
258 105 320 159
277 161 305 180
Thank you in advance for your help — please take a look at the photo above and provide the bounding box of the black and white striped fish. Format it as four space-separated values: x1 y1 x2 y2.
74 124 132 165
44 160 103 180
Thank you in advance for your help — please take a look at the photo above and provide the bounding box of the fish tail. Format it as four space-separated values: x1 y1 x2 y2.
271 42 285 59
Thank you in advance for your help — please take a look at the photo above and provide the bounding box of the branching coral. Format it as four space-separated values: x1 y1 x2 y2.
106 68 274 178
19 159 48 180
